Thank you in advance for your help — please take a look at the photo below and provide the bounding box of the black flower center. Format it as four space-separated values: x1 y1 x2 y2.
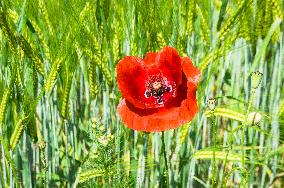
145 80 172 104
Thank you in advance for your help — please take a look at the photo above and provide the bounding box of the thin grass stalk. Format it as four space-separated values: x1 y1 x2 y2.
0 129 7 187
241 88 255 186
64 121 70 188
161 131 169 188
221 130 233 187
211 114 217 187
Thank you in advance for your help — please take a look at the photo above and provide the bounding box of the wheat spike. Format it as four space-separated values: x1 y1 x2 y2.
113 18 121 63
84 47 113 87
239 5 253 42
0 7 17 54
38 0 54 36
10 116 26 150
264 0 273 35
61 76 72 119
89 61 98 100
30 19 50 60
20 37 45 75
7 9 19 23
219 0 250 40
196 5 210 46
187 0 195 35
179 123 190 145
271 0 283 19
78 169 105 183
32 63 38 97
0 88 10 125
79 2 92 21
255 0 265 38
45 58 62 93
205 107 246 122
193 150 246 162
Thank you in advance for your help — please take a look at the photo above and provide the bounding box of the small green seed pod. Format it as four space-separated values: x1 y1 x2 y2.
247 112 262 125
207 98 216 111
251 71 263 89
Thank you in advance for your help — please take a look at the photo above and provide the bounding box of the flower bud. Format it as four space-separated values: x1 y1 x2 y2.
251 71 263 89
207 98 216 111
247 112 262 125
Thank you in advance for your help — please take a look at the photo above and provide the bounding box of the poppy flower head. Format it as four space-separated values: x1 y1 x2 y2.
116 46 200 132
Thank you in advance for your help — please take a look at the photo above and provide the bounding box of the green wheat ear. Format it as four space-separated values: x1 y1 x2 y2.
239 4 253 42
0 88 10 125
45 58 62 93
0 135 19 187
89 61 98 100
10 116 26 150
193 150 246 162
78 169 105 183
83 46 113 87
205 107 246 122
219 0 250 40
187 0 196 35
113 18 121 63
180 123 190 146
32 63 38 97
279 99 284 141
263 0 273 35
61 74 72 119
156 33 166 49
29 19 51 61
38 0 54 36
196 5 210 46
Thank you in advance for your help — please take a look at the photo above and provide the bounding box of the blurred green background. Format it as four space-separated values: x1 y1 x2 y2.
0 0 284 187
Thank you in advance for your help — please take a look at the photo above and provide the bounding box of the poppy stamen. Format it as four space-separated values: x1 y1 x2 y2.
144 78 174 105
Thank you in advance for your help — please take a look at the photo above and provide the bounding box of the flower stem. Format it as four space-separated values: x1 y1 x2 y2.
211 114 217 187
161 131 170 188
241 89 255 186
221 131 233 186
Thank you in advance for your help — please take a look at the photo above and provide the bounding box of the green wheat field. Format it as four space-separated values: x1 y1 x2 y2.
0 0 284 187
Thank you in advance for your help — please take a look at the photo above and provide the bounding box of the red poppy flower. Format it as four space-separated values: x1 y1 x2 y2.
116 46 200 132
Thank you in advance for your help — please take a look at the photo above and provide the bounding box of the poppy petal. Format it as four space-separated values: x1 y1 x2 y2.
138 47 183 108
116 47 184 109
118 94 198 132
116 56 148 109
157 46 183 86
181 57 200 85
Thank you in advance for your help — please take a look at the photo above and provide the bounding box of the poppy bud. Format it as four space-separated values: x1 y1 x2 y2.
247 112 262 125
207 98 216 111
251 71 263 89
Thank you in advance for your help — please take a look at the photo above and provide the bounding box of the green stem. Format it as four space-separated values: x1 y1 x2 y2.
161 131 169 188
211 114 216 187
221 131 233 187
241 89 255 186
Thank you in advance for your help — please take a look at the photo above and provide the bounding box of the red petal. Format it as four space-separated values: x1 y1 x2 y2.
118 94 198 132
139 47 183 108
116 56 148 109
118 74 198 132
181 57 200 85
116 47 184 109
157 46 183 86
